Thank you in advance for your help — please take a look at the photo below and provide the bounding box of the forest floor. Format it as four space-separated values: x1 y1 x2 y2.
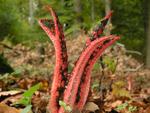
0 35 150 113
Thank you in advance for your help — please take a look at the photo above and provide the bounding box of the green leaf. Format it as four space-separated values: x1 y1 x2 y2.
18 83 41 106
93 62 100 71
128 106 137 112
92 82 99 90
59 100 72 112
12 67 23 76
103 56 117 73
21 105 32 113
116 102 128 111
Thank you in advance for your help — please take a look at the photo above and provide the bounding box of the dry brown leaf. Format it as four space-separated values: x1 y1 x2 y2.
0 103 20 113
111 100 122 108
84 102 99 112
145 106 150 113
32 93 49 113
0 90 22 97
1 93 22 106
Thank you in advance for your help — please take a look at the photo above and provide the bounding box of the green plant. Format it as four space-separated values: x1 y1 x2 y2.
128 105 137 112
116 101 137 113
112 81 130 98
14 83 41 113
18 83 41 106
103 56 117 73
59 101 72 112
116 102 128 111
91 81 99 90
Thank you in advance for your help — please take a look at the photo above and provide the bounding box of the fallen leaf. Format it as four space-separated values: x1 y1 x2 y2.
145 106 150 113
111 100 122 108
0 90 22 97
84 102 99 112
0 103 20 113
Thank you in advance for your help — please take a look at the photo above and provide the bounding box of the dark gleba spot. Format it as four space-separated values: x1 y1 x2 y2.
43 20 54 29
61 44 66 51
103 39 110 45
61 73 68 81
98 46 102 49
57 87 65 93
76 87 81 103
101 19 109 27
90 54 94 59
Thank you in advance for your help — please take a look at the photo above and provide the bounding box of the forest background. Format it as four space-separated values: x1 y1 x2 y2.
0 0 150 67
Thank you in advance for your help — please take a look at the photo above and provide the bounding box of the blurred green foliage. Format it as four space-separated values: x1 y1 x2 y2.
116 101 137 112
0 0 145 53
112 0 144 52
0 0 48 43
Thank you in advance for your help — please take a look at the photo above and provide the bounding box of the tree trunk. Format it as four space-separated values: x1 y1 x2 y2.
104 0 111 35
74 0 83 24
61 0 64 6
29 0 34 26
146 0 150 68
91 0 95 21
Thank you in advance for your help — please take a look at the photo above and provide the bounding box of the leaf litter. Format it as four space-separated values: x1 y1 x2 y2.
0 35 150 113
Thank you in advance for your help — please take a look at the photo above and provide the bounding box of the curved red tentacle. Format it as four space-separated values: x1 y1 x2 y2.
75 35 120 110
39 7 68 113
86 11 112 46
39 19 55 40
73 12 113 110
59 36 118 113
39 6 120 113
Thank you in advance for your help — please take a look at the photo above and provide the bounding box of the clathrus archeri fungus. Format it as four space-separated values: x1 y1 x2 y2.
39 6 120 113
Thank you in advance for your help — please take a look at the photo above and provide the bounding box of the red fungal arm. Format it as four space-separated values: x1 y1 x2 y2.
39 7 68 113
39 6 120 113
59 36 119 113
75 35 120 110
86 11 112 46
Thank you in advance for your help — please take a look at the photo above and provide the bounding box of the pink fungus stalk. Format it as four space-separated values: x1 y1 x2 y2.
39 6 120 113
